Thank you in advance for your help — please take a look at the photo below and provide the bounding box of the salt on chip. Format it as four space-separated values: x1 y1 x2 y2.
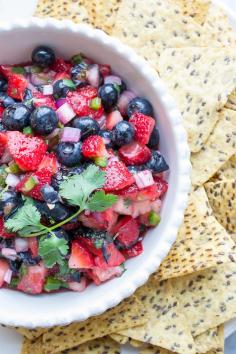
21 337 43 354
202 4 236 46
171 263 236 337
191 108 236 185
175 0 210 24
117 279 195 354
34 0 90 23
42 296 147 353
155 191 236 280
205 179 236 233
194 326 224 354
15 327 45 340
159 48 236 152
112 0 206 70
211 154 236 181
60 336 120 354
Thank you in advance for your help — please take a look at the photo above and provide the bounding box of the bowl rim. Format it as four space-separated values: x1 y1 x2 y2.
0 17 191 328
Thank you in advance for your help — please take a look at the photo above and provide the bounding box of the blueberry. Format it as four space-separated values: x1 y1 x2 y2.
145 151 169 173
47 202 72 222
71 62 88 87
2 103 31 131
41 184 59 204
34 201 50 219
56 142 82 167
99 130 113 148
70 271 81 282
53 80 72 99
0 93 15 108
23 89 34 111
72 116 100 140
112 121 134 146
0 190 21 216
0 77 7 92
30 106 58 135
98 84 118 111
9 259 22 273
0 237 13 248
127 165 146 174
148 126 159 150
127 97 154 117
53 229 70 241
32 45 55 67
51 165 85 191
18 251 40 266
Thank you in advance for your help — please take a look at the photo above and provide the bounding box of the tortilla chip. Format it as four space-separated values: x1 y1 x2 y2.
192 186 213 217
159 49 236 152
191 109 236 185
171 263 236 336
194 326 223 353
202 4 236 46
226 90 236 110
139 345 172 354
109 333 129 345
117 279 195 354
15 327 45 340
211 154 236 181
205 179 236 233
175 0 210 24
34 0 90 24
21 337 44 354
81 0 121 34
155 191 236 280
61 336 120 354
112 0 206 70
42 296 147 353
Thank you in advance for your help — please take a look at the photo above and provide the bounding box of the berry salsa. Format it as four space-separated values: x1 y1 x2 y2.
0 46 169 294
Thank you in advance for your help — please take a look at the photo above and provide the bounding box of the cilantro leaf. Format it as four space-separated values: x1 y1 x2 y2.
87 191 118 212
59 165 105 209
4 200 47 236
38 234 69 268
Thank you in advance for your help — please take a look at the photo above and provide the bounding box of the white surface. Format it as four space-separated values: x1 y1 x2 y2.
0 0 234 352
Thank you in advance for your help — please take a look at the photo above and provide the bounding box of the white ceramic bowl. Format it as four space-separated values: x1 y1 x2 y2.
0 18 191 328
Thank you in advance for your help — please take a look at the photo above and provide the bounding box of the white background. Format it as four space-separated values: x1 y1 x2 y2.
0 0 235 353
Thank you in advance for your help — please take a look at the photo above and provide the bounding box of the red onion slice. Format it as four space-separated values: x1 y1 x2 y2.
104 75 122 86
56 103 76 124
61 127 81 143
5 173 21 188
3 269 12 284
134 170 154 189
96 114 107 129
56 98 67 109
2 248 17 261
87 64 100 88
43 84 53 95
118 90 136 116
15 238 29 253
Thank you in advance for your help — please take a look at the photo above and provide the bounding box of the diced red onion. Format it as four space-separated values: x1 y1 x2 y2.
30 73 49 86
118 90 136 116
43 84 53 95
2 248 17 261
56 98 67 109
61 127 81 143
68 278 87 292
96 114 107 129
0 148 12 164
15 238 29 253
3 269 12 284
104 75 122 86
87 64 100 88
134 170 154 189
5 173 20 187
56 102 76 124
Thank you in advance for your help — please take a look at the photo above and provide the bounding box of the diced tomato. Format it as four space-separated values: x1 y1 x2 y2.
121 241 143 259
94 242 125 268
28 237 38 258
17 263 46 294
69 241 95 269
111 216 140 249
0 259 10 287
86 266 123 285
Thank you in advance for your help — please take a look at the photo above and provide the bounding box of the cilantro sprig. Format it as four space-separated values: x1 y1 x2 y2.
4 165 118 268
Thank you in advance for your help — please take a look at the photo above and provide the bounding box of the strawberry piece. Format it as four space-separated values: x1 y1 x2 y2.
69 241 95 269
16 168 53 200
114 183 160 202
0 216 15 239
153 177 168 198
0 132 7 159
0 259 10 287
106 110 123 130
129 112 155 145
51 58 72 74
114 183 139 200
95 242 125 268
38 152 58 174
67 86 104 119
53 71 71 82
119 142 151 166
111 216 140 249
99 64 111 78
0 106 4 119
121 241 143 259
68 277 88 292
86 266 123 285
0 65 13 79
104 160 134 191
119 141 151 165
79 209 118 231
76 236 103 257
28 237 38 258
33 91 57 110
82 135 107 158
17 263 46 294
7 74 28 100
7 131 47 171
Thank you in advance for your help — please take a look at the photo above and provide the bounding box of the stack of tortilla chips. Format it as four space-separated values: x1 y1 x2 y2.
14 0 236 353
